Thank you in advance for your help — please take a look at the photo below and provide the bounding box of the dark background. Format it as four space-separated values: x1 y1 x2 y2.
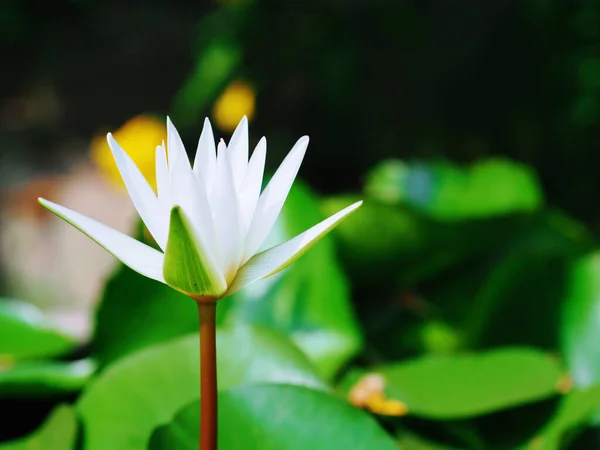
2 0 598 225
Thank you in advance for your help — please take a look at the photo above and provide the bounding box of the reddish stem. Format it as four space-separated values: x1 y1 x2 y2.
198 302 218 450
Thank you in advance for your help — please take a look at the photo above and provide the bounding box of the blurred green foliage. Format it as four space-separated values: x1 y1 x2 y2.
0 300 77 360
2 0 600 448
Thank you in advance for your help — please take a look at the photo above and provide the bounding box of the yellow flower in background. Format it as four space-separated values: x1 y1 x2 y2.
348 373 408 417
91 115 166 190
212 81 255 132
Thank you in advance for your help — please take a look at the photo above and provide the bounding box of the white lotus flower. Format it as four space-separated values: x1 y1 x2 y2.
38 117 362 301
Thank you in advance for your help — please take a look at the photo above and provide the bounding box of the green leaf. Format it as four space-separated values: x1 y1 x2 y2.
150 384 398 450
222 183 363 379
365 158 543 221
339 347 564 419
163 206 226 298
0 299 76 360
92 250 197 367
0 359 95 397
0 404 77 450
561 252 600 390
78 324 326 450
517 386 600 450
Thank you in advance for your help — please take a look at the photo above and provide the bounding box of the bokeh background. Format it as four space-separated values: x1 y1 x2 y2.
1 1 600 449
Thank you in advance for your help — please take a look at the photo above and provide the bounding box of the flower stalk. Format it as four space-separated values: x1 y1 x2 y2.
198 301 218 450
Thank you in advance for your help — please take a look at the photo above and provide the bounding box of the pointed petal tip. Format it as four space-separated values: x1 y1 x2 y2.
335 199 363 219
291 136 310 154
166 116 178 132
106 133 120 152
242 133 310 257
37 197 60 211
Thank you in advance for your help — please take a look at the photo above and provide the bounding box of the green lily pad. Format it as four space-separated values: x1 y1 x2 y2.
0 299 77 360
365 158 543 221
78 324 326 450
561 252 600 390
339 347 564 419
92 248 198 367
0 404 77 450
150 384 398 450
0 359 95 397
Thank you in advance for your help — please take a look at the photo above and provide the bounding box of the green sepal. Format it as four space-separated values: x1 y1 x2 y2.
163 207 227 299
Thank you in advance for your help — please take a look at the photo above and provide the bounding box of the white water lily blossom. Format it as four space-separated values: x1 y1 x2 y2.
39 116 362 301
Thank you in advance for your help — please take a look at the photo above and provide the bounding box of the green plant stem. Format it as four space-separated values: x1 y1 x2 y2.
198 302 218 450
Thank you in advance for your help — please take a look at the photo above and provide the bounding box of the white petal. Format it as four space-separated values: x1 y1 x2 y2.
166 116 192 177
170 157 220 270
212 140 243 282
239 137 266 240
227 201 363 296
227 116 248 191
193 118 217 196
243 136 309 259
38 198 165 283
165 117 220 264
156 144 169 201
107 134 166 249
154 144 172 251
